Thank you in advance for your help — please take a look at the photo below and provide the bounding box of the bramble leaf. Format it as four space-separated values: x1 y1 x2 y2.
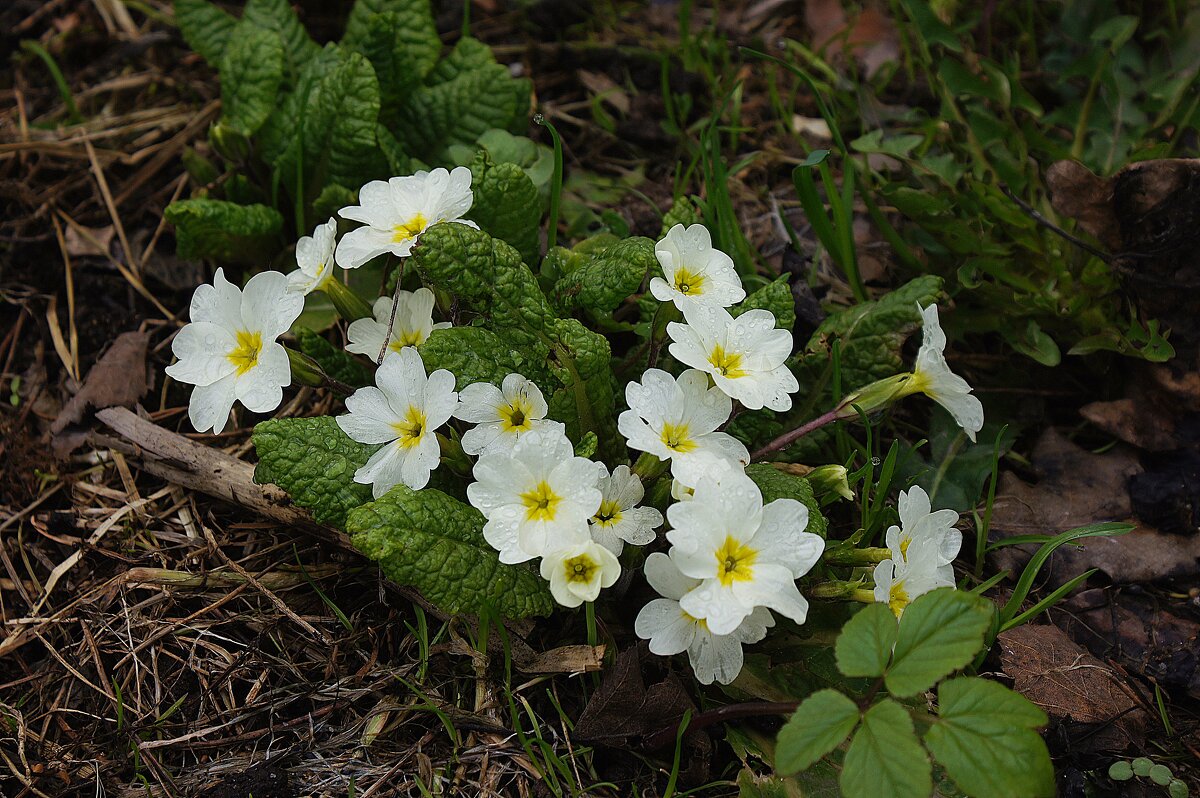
925 677 1054 798
840 699 932 798
886 588 993 697
164 199 282 264
347 485 555 618
252 416 375 528
835 603 898 678
174 0 236 65
218 22 285 137
744 464 828 538
775 689 860 775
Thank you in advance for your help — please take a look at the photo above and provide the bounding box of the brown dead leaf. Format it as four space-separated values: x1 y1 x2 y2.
578 70 630 115
64 223 115 258
998 624 1147 752
1080 397 1178 452
989 429 1200 583
806 0 898 79
52 330 149 437
514 643 605 674
1046 160 1120 250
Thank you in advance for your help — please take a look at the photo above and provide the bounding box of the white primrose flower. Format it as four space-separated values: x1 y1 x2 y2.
667 305 798 411
335 167 478 269
454 373 563 457
588 464 664 555
540 540 622 608
336 347 458 498
287 218 338 296
617 368 750 485
649 224 745 312
635 552 774 685
467 427 601 564
345 289 450 357
909 304 984 441
666 469 825 635
166 268 303 434
885 485 961 585
873 535 951 618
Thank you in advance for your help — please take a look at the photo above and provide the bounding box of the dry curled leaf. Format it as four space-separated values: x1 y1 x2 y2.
52 330 149 437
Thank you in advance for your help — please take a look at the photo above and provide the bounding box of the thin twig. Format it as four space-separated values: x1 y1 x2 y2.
999 183 1112 263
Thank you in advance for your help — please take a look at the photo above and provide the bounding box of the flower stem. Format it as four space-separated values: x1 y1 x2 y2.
321 276 373 321
750 406 842 461
821 546 891 566
809 580 877 602
631 452 669 482
285 347 353 396
645 302 680 371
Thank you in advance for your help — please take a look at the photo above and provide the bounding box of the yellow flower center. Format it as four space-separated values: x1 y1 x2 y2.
227 329 263 376
888 580 910 618
899 536 912 560
392 213 428 244
520 481 561 522
673 267 706 296
563 554 599 584
659 421 696 453
715 535 757 586
682 610 708 631
708 344 747 379
593 499 622 528
499 398 534 433
391 405 427 448
388 327 426 352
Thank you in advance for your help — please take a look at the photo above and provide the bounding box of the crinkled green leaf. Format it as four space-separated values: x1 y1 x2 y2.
307 49 386 192
218 22 284 137
424 36 496 84
886 587 992 697
376 123 411 175
347 485 555 618
349 8 439 124
165 199 282 264
294 327 373 388
775 689 860 775
467 151 542 265
660 195 702 236
473 129 554 204
925 677 1054 798
544 317 620 459
418 326 540 391
797 275 944 388
342 0 437 67
552 236 657 316
252 416 375 528
840 699 932 798
835 603 898 678
743 464 828 538
242 0 319 74
311 183 358 225
174 0 236 65
258 44 342 170
736 275 795 334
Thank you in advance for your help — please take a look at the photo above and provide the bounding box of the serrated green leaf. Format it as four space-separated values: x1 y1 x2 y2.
242 0 319 74
840 699 931 798
347 485 555 618
417 326 537 391
174 0 236 64
835 603 898 678
886 588 992 697
775 689 860 775
164 199 282 264
294 328 373 388
924 677 1054 798
797 275 944 389
467 152 542 265
252 416 375 528
349 8 439 123
743 464 828 538
552 236 657 316
736 275 795 334
218 22 285 137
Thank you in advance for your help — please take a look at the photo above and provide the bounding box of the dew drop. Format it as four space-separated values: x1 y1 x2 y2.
533 113 545 126
871 456 882 466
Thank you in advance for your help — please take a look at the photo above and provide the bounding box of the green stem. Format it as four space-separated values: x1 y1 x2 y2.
321 277 374 321
20 41 82 124
645 302 680 370
822 546 892 566
536 114 564 252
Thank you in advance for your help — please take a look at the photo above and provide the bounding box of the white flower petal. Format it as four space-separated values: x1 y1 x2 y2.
187 374 237 434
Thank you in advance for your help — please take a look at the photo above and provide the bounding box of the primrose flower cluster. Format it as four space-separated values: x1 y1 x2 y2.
166 165 983 686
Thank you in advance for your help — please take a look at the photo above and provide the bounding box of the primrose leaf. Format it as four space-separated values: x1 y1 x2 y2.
743 464 828 538
418 326 545 391
347 485 555 618
660 196 702 236
242 0 319 74
307 49 386 193
258 44 342 173
840 699 932 798
925 677 1054 798
252 416 375 529
775 689 860 775
835 603 899 678
797 275 943 389
164 199 282 264
544 317 620 460
218 22 285 137
342 0 438 66
552 236 658 316
293 328 373 388
349 8 439 121
467 151 542 266
736 275 795 334
886 588 993 697
174 0 237 65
